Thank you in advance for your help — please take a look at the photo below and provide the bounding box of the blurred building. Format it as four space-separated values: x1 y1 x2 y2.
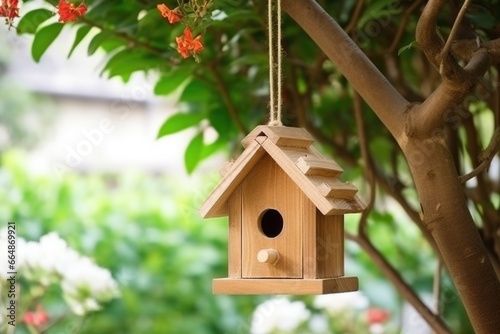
2 24 222 177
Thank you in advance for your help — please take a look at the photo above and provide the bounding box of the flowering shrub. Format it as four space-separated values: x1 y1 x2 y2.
0 228 119 333
3 0 210 60
155 1 210 61
250 292 396 334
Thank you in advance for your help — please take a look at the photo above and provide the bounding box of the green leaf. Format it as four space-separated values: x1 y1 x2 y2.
180 79 214 103
88 31 111 56
68 25 92 58
398 41 417 56
101 49 159 82
154 66 195 96
200 137 224 160
31 23 64 63
17 9 53 35
466 5 496 29
208 104 232 137
157 113 205 138
184 132 204 174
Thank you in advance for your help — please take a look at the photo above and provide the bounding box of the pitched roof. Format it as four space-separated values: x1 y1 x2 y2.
200 126 366 218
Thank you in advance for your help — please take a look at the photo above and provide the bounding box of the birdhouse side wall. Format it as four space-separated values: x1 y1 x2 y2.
302 198 318 279
317 213 344 278
227 185 242 278
241 155 303 278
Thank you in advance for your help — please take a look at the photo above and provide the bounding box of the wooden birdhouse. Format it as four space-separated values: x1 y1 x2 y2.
200 126 366 295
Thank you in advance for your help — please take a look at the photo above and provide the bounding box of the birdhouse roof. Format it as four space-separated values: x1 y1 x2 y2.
200 126 366 218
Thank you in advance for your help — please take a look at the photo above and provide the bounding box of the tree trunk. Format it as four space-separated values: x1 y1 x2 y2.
282 0 500 332
401 132 500 333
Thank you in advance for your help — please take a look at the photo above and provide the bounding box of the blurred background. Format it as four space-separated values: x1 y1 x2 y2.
0 1 482 333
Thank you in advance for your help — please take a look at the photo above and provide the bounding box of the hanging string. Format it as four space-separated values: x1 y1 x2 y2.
267 0 283 127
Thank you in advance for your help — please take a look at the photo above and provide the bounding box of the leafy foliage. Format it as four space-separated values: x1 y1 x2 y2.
0 151 261 333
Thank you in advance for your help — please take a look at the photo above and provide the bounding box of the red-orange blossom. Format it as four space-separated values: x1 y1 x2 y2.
176 27 204 59
57 0 87 23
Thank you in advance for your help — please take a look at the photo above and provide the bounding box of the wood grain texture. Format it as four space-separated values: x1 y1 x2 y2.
296 157 344 178
302 194 318 279
324 196 366 215
316 213 344 278
241 155 302 278
228 185 242 278
242 125 314 148
212 277 358 295
317 180 358 198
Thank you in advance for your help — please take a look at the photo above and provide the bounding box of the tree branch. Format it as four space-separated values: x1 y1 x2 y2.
415 0 446 68
410 50 491 136
440 0 472 62
486 39 500 64
387 0 425 54
460 127 500 183
344 0 364 34
80 18 167 58
208 64 248 134
282 0 409 138
353 92 376 235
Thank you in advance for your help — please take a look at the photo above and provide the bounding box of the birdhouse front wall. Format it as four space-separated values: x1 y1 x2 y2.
240 155 304 278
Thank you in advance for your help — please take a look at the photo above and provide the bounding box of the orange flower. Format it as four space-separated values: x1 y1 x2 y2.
175 28 204 59
157 3 180 24
366 307 390 324
58 0 87 23
23 305 50 328
0 0 20 23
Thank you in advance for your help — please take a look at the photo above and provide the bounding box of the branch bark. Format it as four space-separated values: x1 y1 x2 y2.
402 137 500 334
282 0 409 139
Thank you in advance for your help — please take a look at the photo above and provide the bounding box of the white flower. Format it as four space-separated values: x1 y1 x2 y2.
4 230 119 316
61 257 119 316
309 314 329 333
251 297 311 334
313 291 369 314
17 232 81 285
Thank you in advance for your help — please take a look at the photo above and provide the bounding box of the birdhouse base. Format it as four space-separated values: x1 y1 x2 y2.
212 277 358 295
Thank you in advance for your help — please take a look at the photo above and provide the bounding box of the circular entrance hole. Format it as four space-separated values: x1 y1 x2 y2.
259 209 284 238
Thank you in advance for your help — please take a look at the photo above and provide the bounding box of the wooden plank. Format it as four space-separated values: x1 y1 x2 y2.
228 186 242 278
242 125 314 148
241 155 302 278
212 277 358 295
302 195 318 279
324 196 366 215
316 213 344 278
199 137 267 218
317 180 358 199
296 157 344 178
219 160 235 177
266 127 314 148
